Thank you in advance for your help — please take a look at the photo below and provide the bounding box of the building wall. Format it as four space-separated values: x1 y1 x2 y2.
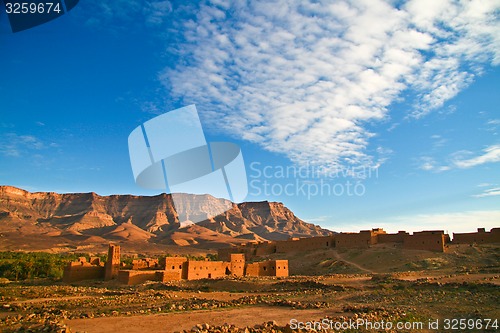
118 270 158 285
403 231 446 252
185 261 227 280
276 236 334 253
104 244 120 280
217 247 248 261
378 231 409 243
62 260 105 283
117 270 181 285
335 232 372 248
453 228 500 244
230 253 245 276
132 258 159 270
156 271 181 282
274 260 289 277
255 242 277 256
245 260 289 277
161 257 188 279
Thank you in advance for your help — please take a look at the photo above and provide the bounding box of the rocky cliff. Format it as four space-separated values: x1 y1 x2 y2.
0 186 331 250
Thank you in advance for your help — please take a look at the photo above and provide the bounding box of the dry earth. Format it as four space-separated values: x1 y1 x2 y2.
1 244 499 332
1 272 499 333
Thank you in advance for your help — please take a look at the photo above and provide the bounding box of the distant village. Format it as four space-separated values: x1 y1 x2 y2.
63 227 499 284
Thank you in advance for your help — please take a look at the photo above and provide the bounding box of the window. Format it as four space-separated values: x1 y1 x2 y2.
179 265 182 269
172 265 175 269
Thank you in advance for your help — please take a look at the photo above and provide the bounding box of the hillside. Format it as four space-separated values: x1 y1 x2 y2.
0 186 331 252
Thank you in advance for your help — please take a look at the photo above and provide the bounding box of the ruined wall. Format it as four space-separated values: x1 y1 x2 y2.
230 253 245 276
156 271 181 282
245 260 289 277
403 231 447 252
104 244 120 280
335 231 372 248
453 228 500 244
132 258 159 270
185 261 227 280
62 259 105 283
378 231 409 243
276 236 334 253
117 270 158 285
117 270 181 285
255 242 277 256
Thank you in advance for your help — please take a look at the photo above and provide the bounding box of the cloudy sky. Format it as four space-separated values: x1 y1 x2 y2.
0 0 499 234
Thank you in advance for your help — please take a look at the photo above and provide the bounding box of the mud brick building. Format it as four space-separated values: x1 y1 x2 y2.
452 228 500 244
64 245 289 285
246 260 289 277
62 257 105 283
218 227 488 260
64 226 497 284
131 258 159 270
402 230 449 252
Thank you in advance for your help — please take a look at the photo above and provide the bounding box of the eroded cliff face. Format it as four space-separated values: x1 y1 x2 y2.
0 186 332 247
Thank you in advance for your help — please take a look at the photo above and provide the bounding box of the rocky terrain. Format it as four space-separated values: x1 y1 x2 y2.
0 243 498 332
0 272 499 333
0 186 331 252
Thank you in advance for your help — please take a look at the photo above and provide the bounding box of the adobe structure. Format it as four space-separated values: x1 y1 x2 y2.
219 226 499 261
63 227 497 283
63 245 289 284
452 228 500 244
104 244 121 281
62 257 105 283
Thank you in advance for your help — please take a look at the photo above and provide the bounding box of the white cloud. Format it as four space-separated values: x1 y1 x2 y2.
453 145 500 168
473 187 500 198
0 133 47 157
329 210 500 235
418 144 500 172
161 0 500 171
417 156 450 172
144 1 172 26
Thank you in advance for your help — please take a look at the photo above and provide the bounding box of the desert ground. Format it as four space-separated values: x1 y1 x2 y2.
1 244 499 333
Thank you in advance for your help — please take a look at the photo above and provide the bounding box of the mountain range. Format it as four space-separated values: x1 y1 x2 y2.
0 186 332 252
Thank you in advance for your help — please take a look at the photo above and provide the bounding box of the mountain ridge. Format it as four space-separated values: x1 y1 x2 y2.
0 185 332 251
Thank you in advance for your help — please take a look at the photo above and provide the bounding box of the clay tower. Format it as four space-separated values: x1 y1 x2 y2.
230 253 245 276
104 244 120 280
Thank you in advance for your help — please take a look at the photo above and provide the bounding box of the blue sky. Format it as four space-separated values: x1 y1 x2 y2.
1 0 499 234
